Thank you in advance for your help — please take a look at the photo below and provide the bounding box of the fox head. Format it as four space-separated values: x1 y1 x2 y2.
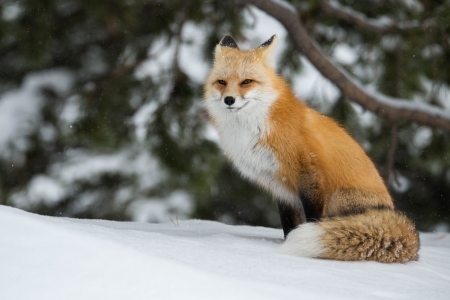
204 35 281 116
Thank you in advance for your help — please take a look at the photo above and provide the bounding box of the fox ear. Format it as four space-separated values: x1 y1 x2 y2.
220 35 239 49
259 35 276 48
258 35 277 68
215 35 239 57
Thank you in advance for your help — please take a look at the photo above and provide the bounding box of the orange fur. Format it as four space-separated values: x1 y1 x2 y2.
262 79 393 217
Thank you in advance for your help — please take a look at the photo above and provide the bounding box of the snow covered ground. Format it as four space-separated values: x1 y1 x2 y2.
1 205 449 300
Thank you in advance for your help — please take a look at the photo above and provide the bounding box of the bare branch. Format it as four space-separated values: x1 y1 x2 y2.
319 0 436 34
246 0 450 133
384 124 399 183
170 216 179 226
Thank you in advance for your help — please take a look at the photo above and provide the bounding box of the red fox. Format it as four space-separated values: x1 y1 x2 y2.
203 35 420 263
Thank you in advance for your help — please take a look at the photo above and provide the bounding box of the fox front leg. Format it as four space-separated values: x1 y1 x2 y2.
277 201 305 239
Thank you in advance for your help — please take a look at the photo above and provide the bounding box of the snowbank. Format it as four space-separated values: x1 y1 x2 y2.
1 205 449 300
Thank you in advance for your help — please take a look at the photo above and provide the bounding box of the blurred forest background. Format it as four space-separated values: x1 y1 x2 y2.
0 0 449 232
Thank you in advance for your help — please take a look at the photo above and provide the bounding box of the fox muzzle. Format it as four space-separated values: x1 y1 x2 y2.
224 96 235 106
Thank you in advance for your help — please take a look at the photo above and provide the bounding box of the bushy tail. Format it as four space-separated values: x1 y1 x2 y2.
280 208 420 263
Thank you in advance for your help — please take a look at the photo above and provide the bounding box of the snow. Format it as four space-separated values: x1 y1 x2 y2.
178 22 211 84
203 123 221 143
59 95 81 126
333 43 358 65
270 0 298 14
340 43 447 122
9 147 168 216
0 88 42 162
134 35 176 81
326 0 394 29
325 0 397 31
399 0 424 13
420 78 450 110
132 101 159 142
293 57 341 111
389 172 411 193
1 205 449 300
242 6 287 67
412 126 433 150
126 190 193 223
27 175 66 206
323 0 431 32
0 69 74 163
53 148 162 191
2 2 22 21
350 102 380 130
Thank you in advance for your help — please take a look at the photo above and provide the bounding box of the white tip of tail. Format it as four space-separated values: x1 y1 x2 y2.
280 223 325 258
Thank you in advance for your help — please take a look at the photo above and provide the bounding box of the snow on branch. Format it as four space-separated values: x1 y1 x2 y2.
246 0 450 132
319 0 436 34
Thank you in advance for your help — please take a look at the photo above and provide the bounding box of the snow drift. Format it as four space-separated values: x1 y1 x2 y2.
0 205 449 300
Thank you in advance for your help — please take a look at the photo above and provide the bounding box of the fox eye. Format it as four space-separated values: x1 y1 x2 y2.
217 80 226 85
241 79 253 85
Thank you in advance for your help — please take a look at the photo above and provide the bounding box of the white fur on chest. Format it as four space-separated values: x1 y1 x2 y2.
207 98 299 206
219 110 276 184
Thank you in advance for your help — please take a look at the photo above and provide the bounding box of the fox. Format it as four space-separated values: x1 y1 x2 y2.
203 35 420 263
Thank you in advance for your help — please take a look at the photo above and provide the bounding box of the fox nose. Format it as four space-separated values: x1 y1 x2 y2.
224 96 235 106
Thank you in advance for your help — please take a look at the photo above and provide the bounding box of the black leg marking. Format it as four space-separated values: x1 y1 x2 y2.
299 191 322 222
277 201 304 239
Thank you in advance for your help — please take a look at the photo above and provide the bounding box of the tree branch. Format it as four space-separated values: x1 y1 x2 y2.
246 0 450 133
319 0 436 34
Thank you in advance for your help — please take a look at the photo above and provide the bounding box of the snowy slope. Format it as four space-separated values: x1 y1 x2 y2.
1 205 449 300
